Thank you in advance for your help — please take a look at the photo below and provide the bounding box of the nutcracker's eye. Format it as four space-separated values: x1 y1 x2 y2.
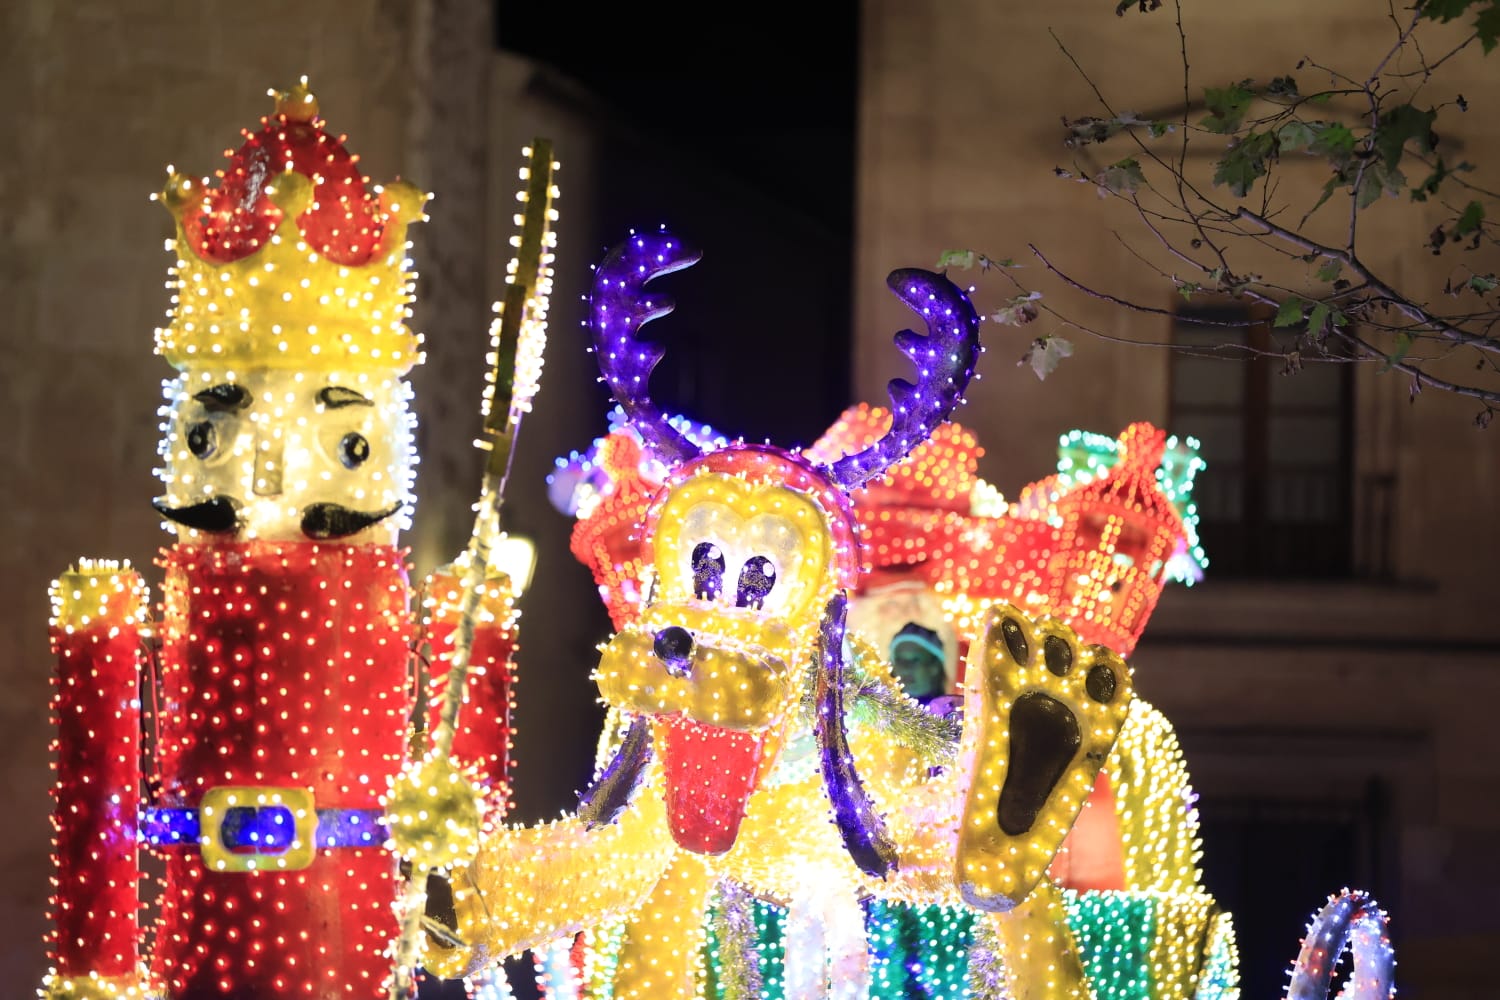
318 386 373 409
339 432 370 469
186 420 218 460
691 542 726 601
192 383 250 412
736 555 777 610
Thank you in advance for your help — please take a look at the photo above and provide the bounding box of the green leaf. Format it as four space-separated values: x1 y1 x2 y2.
1306 174 1344 219
1477 3 1500 51
1419 0 1478 21
1453 200 1486 237
1411 156 1454 201
1065 116 1124 146
1148 121 1175 138
1419 0 1500 50
1266 75 1301 100
992 291 1042 326
1372 104 1437 170
1098 157 1146 195
1468 273 1499 293
1273 296 1305 327
1307 122 1356 165
1381 332 1414 372
937 250 978 270
1356 160 1405 209
1201 81 1256 133
1306 302 1330 340
1316 257 1343 282
1212 132 1278 197
1277 120 1316 152
1177 281 1202 301
1020 335 1074 380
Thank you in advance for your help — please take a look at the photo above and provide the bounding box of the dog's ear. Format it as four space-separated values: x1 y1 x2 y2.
577 714 653 829
815 592 898 878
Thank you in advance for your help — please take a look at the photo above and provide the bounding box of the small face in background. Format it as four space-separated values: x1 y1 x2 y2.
154 366 416 545
890 623 948 702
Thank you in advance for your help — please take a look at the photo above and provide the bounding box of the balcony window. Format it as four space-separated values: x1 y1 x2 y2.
1169 308 1353 578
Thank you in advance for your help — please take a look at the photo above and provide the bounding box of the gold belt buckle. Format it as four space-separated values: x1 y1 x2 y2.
198 786 317 872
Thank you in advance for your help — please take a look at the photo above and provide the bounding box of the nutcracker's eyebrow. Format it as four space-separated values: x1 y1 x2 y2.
191 383 250 412
318 386 374 409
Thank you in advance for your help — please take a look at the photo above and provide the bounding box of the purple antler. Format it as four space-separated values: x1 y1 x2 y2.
825 268 981 490
590 229 705 464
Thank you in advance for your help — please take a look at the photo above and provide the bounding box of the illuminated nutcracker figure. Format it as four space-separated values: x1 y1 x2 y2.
40 81 531 1000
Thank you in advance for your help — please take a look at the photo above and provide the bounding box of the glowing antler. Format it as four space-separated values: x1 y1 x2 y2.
825 269 981 490
590 228 705 464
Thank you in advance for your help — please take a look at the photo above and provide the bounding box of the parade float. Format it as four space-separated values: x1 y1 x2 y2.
40 79 1395 1000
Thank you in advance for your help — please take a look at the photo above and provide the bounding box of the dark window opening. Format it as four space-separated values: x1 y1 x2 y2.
1197 782 1391 1000
1169 308 1354 578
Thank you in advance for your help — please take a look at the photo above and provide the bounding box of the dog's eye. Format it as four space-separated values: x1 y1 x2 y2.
735 556 777 610
691 542 726 601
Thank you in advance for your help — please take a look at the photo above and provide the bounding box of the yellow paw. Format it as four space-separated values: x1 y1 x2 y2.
955 605 1132 912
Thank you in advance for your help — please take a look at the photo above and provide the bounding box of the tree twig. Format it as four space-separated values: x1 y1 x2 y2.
1236 207 1500 355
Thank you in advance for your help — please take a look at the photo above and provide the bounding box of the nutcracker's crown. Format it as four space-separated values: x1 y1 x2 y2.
154 78 427 374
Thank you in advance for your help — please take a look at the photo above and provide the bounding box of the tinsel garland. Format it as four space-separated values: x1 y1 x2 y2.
964 916 1014 1000
795 631 960 767
711 882 764 1000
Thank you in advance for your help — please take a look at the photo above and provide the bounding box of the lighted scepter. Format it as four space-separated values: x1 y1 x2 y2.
386 139 559 1000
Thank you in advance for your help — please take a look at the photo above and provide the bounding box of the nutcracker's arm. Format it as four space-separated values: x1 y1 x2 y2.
41 561 149 999
419 565 520 811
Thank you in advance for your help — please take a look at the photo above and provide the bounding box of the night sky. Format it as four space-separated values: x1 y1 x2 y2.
495 4 860 236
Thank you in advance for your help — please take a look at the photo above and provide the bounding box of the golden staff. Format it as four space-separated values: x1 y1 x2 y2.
387 139 559 999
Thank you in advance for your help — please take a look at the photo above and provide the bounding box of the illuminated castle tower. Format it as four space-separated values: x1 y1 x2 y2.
1010 421 1187 655
41 81 521 1000
925 421 1197 658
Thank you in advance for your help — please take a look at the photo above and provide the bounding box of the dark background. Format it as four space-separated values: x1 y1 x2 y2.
499 3 862 446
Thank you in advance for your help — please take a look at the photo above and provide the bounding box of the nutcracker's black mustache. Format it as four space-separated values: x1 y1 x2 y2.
152 496 241 533
301 502 401 540
151 496 398 540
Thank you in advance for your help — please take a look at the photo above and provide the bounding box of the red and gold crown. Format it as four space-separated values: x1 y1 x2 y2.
805 403 984 589
154 79 427 373
946 422 1186 655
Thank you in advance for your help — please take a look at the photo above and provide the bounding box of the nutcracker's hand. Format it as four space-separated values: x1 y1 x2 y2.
384 753 486 872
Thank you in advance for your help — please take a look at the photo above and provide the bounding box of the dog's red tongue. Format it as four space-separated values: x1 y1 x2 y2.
660 716 765 855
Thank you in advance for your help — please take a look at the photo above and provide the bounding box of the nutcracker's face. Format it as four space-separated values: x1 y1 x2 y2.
154 365 415 545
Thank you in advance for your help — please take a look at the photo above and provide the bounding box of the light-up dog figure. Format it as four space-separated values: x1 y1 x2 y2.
421 230 1136 1000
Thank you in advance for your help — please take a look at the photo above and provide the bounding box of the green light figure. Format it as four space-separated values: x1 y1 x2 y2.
889 622 948 703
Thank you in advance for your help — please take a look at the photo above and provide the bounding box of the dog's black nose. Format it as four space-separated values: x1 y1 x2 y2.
653 626 695 676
